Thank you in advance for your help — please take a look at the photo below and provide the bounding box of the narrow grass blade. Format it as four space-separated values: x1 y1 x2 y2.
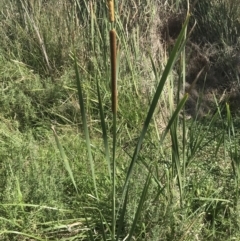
169 94 188 204
74 56 98 200
90 2 95 51
170 120 183 204
84 211 95 241
226 102 239 180
0 231 44 241
150 55 159 80
127 172 152 240
160 94 188 144
15 177 24 212
116 186 129 241
226 102 235 138
122 14 190 192
1 203 72 212
99 214 107 241
51 126 78 193
96 79 111 179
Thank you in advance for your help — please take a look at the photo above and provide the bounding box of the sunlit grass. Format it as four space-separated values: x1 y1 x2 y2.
0 0 240 240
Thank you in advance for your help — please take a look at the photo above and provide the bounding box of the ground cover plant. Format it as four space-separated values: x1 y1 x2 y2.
0 0 240 240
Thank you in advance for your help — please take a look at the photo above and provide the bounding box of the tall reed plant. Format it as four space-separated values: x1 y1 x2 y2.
56 2 192 240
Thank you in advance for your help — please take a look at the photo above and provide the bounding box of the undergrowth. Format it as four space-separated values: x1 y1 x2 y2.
0 0 240 240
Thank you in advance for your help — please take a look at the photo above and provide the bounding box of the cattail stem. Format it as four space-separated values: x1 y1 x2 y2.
110 29 117 114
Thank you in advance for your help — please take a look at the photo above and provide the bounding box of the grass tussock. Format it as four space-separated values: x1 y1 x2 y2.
0 0 240 240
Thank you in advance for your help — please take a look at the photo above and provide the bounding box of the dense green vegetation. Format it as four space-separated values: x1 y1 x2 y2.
0 0 240 240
